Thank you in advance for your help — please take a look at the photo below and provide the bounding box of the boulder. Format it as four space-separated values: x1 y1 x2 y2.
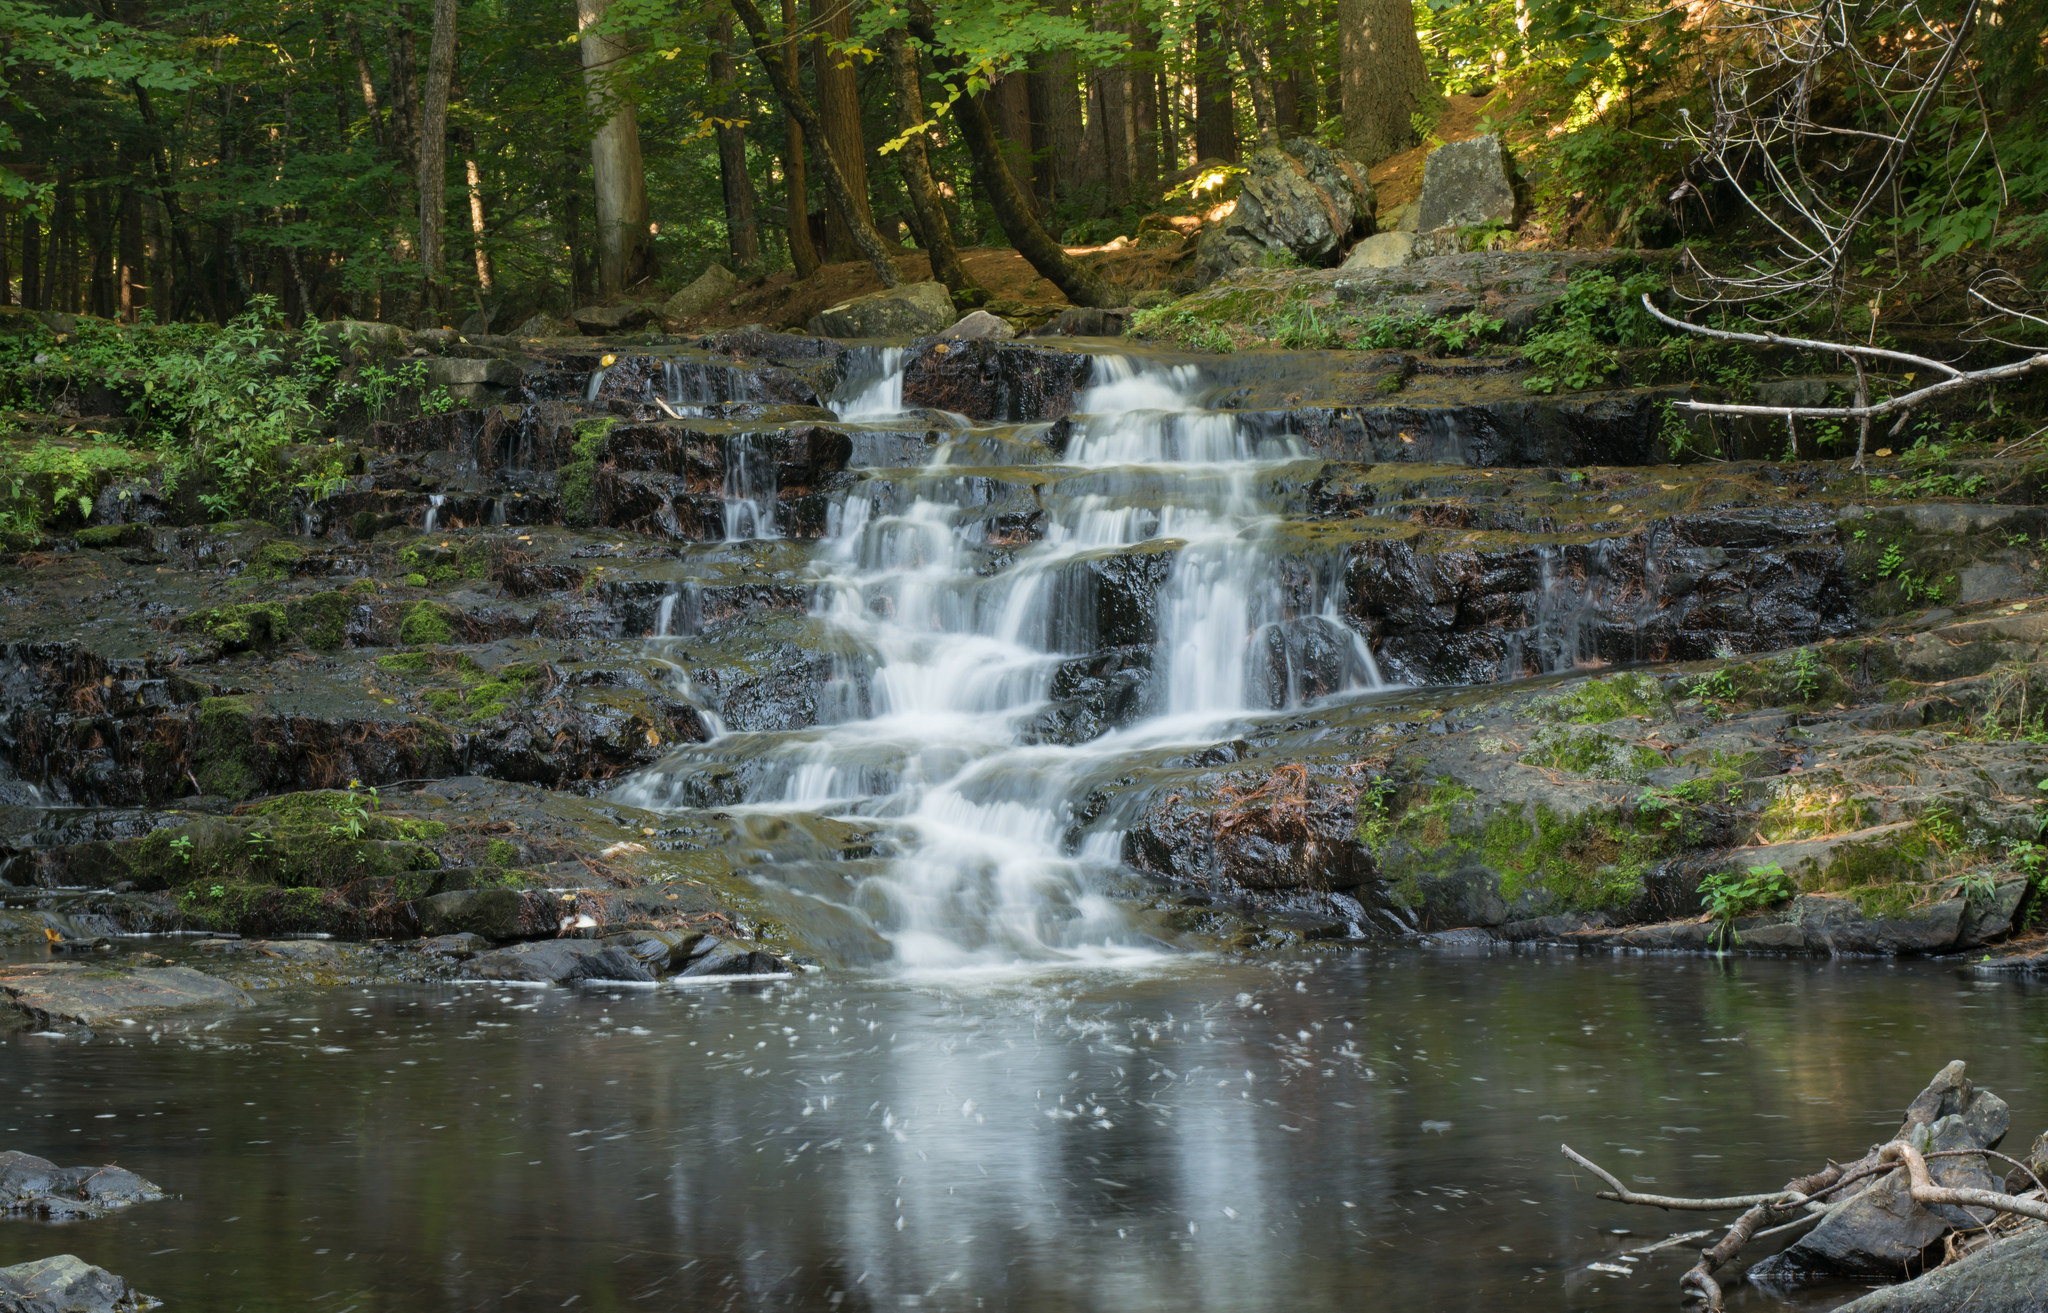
1197 139 1375 278
464 939 656 985
603 929 711 971
1831 1224 2048 1312
513 312 574 338
421 356 521 402
1415 134 1518 232
416 932 488 959
1750 1063 2012 1287
0 964 253 1029
807 281 957 339
1958 877 2030 946
310 319 409 357
936 310 1016 341
1339 232 1416 271
0 1152 164 1221
414 888 526 939
677 938 790 977
0 1255 155 1313
571 303 656 335
662 265 739 322
411 327 461 352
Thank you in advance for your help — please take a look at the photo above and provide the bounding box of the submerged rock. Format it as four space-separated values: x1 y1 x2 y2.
464 939 657 985
0 1255 159 1312
0 964 253 1029
0 1152 164 1221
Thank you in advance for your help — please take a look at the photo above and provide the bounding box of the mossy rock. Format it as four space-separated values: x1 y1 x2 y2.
285 591 353 650
1539 671 1668 724
193 697 271 799
398 602 456 646
183 603 288 652
1520 724 1665 781
559 418 613 530
75 523 150 549
249 538 306 581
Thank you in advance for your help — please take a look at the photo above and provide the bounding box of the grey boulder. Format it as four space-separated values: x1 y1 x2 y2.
1831 1224 2048 1312
1198 140 1375 278
678 938 791 978
464 939 655 985
0 1255 157 1313
571 303 656 335
662 264 738 322
421 356 521 402
937 310 1015 341
1339 232 1416 271
807 281 956 339
1416 135 1519 232
0 1152 164 1221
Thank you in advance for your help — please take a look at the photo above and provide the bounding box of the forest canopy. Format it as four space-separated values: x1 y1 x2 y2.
1 0 2043 330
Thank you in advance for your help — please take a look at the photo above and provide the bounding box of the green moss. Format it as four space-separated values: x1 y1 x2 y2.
193 696 266 799
350 510 380 540
397 539 489 584
1484 801 1668 910
1685 647 1850 710
401 572 430 587
375 650 436 675
485 838 518 866
284 591 352 650
1542 671 1667 724
75 523 148 548
560 419 613 529
249 538 304 581
1521 724 1665 781
398 602 455 646
184 602 288 652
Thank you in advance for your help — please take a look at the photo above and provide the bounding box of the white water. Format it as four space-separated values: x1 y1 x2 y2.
618 351 1383 968
423 493 445 533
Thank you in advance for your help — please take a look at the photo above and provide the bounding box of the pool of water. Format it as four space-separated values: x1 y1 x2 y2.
1 950 2042 1312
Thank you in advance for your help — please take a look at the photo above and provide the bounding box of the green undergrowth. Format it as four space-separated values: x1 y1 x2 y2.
559 419 612 529
376 649 544 723
182 587 354 653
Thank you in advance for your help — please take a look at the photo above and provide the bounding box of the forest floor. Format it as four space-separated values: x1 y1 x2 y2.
705 92 1519 333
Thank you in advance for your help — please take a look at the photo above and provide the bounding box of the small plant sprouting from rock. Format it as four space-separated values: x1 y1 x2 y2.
169 834 192 864
1699 862 1795 948
328 781 379 841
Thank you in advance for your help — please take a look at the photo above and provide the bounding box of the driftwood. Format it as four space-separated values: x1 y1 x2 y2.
1561 1061 2048 1309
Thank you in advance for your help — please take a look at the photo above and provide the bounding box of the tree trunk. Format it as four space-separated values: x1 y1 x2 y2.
1158 69 1179 175
1230 16 1280 147
779 0 819 277
908 10 1115 307
728 0 901 287
391 10 420 179
0 205 10 307
1085 10 1134 211
417 0 457 319
346 17 386 150
712 12 762 272
1194 16 1237 162
1026 1 1084 207
809 0 870 262
578 0 655 296
465 156 494 293
989 72 1036 207
1339 0 1429 165
119 175 146 321
1131 18 1159 199
885 27 978 304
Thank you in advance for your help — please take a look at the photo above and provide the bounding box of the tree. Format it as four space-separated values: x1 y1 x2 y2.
779 0 819 277
711 11 761 272
810 0 870 262
1338 0 1429 165
576 0 654 296
417 0 459 320
1193 14 1237 162
883 26 978 302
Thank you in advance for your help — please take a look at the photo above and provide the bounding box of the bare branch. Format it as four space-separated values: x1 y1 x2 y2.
1560 1145 1810 1211
1642 295 1963 377
1883 1142 2048 1224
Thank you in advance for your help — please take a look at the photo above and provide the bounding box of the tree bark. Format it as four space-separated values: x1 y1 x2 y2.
885 28 978 303
20 208 39 310
908 10 1115 307
346 16 386 150
1230 16 1280 147
1026 0 1084 207
1131 17 1159 199
418 0 458 319
0 205 10 307
391 10 420 180
577 0 655 296
1194 16 1237 162
779 0 819 277
809 0 870 262
119 175 146 321
1085 8 1134 210
728 0 901 287
712 11 762 272
989 73 1036 207
1339 0 1429 165
464 155 494 293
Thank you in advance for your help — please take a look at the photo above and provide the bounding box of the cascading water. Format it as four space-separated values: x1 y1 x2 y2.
423 493 445 532
616 348 1385 968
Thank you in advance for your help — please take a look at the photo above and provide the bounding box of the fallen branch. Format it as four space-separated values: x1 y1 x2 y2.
1884 1142 2048 1225
1561 1145 1816 1211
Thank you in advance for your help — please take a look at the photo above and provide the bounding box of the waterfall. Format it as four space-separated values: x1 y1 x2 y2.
584 367 607 403
617 351 1387 968
831 347 905 421
423 493 445 532
721 436 781 541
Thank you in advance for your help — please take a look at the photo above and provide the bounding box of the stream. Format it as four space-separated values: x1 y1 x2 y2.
2 952 2042 1311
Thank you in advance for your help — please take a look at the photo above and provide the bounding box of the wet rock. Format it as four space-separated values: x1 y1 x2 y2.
1026 306 1131 338
1751 1063 2011 1287
464 938 656 985
1199 141 1374 278
0 1152 165 1221
807 282 956 339
901 342 1095 422
605 929 711 970
0 963 253 1029
677 938 789 977
662 265 738 322
936 310 1015 341
417 932 488 958
0 1254 159 1312
422 357 521 403
514 312 573 338
413 888 529 939
1831 1223 2048 1313
572 304 655 335
1339 232 1415 271
1415 134 1518 232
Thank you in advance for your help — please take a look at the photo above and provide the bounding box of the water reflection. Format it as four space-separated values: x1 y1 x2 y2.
0 952 2042 1312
